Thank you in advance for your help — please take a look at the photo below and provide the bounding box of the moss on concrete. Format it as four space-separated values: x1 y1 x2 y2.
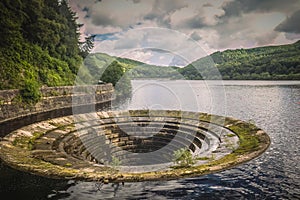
0 110 270 183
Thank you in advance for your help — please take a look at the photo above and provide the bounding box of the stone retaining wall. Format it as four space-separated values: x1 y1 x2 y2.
0 84 114 136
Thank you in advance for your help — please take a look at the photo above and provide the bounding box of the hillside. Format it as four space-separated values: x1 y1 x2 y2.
81 53 181 84
0 0 92 91
179 40 300 80
1 0 299 95
79 53 182 97
85 40 300 82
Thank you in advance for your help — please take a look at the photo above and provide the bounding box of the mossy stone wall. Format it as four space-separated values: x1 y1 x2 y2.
0 84 114 136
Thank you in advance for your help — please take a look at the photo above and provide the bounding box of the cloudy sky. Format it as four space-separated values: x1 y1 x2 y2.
70 0 300 66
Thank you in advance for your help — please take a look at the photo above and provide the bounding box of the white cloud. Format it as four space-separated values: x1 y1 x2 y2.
211 12 289 49
70 0 152 34
114 30 145 49
70 0 300 65
92 27 211 65
122 50 153 63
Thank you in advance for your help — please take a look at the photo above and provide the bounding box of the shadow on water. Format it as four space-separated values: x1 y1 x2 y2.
0 81 299 199
0 102 112 199
0 160 71 200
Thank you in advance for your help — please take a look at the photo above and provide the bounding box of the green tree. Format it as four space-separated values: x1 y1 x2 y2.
101 61 124 86
179 40 300 80
79 35 95 58
0 0 93 91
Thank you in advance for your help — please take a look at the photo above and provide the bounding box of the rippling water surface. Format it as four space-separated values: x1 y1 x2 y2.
1 80 299 199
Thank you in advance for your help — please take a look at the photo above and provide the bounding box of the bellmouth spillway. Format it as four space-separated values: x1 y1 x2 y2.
0 110 270 183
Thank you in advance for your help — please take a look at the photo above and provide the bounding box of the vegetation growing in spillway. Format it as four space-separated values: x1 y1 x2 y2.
173 148 196 168
0 110 271 182
0 0 93 91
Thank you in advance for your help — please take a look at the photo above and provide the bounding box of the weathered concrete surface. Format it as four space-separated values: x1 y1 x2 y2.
0 110 271 183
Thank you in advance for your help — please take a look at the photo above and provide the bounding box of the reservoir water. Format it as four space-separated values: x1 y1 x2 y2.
0 80 299 199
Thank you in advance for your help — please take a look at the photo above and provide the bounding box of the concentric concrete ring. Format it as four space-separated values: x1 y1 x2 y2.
0 110 270 182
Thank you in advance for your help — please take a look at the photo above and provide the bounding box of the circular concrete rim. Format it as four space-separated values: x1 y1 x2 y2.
0 110 270 183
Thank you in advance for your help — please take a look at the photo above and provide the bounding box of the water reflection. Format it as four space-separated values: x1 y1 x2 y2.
125 80 227 116
1 80 299 199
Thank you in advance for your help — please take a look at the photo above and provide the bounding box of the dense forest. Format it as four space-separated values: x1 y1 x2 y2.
179 40 300 80
1 0 299 99
84 40 300 83
0 0 93 92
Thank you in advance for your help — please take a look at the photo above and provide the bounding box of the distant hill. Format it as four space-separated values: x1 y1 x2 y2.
80 53 181 84
1 0 298 92
85 40 300 82
179 40 300 80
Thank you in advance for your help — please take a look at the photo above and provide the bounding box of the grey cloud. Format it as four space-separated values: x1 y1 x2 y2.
115 40 138 49
285 32 300 40
221 0 300 19
177 15 207 29
132 0 141 3
220 0 243 18
144 48 169 54
155 0 187 14
91 13 116 26
184 16 207 29
170 55 188 67
71 0 300 53
82 6 89 12
144 13 157 20
144 0 187 27
203 3 213 7
82 6 91 18
114 30 145 49
275 10 300 33
255 32 279 46
211 19 281 50
125 0 141 3
190 32 202 41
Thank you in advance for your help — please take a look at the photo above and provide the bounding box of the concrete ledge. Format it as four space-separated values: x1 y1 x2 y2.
0 84 114 122
0 110 270 183
0 84 114 136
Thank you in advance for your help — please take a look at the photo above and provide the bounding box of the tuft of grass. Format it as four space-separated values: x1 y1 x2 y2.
111 156 121 170
196 156 210 161
227 133 236 137
13 131 44 150
65 163 72 167
173 148 196 168
228 124 260 154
